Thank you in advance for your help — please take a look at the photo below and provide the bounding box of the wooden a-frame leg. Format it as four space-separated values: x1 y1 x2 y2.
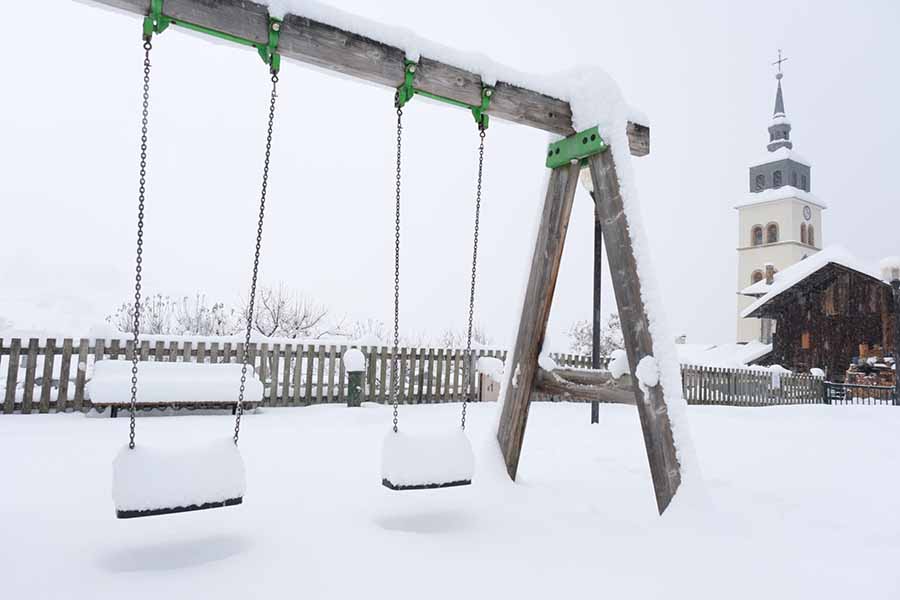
587 151 681 514
496 162 581 480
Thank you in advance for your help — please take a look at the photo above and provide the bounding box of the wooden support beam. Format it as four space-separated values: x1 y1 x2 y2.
85 0 649 155
590 190 603 424
587 151 681 514
496 162 580 480
534 368 634 405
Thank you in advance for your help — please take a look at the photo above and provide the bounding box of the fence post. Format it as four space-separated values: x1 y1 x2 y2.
892 280 899 406
344 348 365 408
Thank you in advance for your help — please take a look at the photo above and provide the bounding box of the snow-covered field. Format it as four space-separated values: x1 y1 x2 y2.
2 402 898 599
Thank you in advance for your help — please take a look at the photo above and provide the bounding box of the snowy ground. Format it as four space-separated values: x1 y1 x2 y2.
2 402 898 599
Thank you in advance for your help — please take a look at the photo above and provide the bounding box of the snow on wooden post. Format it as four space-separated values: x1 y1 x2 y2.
343 348 366 408
587 151 682 514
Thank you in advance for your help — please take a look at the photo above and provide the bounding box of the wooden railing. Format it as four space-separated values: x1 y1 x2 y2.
0 337 603 414
680 364 826 406
6 338 890 414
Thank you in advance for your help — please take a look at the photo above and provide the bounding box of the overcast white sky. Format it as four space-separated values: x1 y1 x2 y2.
1 0 897 349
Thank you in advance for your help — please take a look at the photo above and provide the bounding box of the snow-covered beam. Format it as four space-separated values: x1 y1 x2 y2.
533 367 635 405
85 0 650 155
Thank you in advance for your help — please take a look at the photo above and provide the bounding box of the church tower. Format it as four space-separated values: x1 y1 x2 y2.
736 54 826 343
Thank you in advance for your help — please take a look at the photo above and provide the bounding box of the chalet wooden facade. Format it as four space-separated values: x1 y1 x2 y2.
745 261 897 381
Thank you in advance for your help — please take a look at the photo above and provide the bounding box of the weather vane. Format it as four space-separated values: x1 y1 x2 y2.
772 49 788 79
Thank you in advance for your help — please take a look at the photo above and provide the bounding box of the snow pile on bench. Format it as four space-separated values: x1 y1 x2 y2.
113 438 246 513
381 430 474 488
89 360 263 405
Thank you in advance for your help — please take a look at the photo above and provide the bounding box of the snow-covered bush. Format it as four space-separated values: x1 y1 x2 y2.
566 313 624 358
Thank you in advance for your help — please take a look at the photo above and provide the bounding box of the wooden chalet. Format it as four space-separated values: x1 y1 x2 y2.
741 250 898 381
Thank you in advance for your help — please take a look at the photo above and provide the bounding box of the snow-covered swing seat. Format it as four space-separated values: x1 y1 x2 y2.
90 361 264 518
102 4 281 519
378 62 493 492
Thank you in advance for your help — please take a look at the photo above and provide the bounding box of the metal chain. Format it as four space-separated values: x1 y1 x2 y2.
234 72 280 446
461 126 487 430
391 96 403 433
128 40 153 450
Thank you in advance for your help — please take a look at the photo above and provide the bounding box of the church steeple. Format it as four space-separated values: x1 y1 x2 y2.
767 51 792 151
748 50 811 193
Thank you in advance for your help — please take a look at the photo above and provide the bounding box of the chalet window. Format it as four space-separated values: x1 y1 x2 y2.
808 225 815 247
801 332 811 350
791 172 798 187
751 226 763 246
766 223 779 244
755 174 765 191
751 270 764 284
801 175 808 191
800 223 807 244
773 170 783 187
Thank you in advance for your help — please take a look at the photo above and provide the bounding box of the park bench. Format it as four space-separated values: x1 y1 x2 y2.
88 360 263 418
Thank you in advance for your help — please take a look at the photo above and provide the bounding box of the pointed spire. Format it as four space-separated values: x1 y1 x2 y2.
773 74 786 117
766 54 792 152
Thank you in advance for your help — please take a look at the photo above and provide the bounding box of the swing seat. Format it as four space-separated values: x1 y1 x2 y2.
112 438 246 519
381 430 474 490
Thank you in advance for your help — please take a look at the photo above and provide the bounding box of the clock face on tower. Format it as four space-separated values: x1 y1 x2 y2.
803 206 812 221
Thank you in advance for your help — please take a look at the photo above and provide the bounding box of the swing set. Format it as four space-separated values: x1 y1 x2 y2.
89 0 683 518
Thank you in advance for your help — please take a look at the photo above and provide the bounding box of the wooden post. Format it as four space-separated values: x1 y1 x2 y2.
892 281 900 405
591 191 602 424
587 151 681 514
496 161 581 480
3 338 21 414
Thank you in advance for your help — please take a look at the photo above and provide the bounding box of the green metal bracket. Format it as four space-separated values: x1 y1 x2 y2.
471 86 493 130
545 126 608 169
142 0 170 40
142 0 282 73
396 60 494 129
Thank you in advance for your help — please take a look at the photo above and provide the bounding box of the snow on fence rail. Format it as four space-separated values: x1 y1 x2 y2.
0 337 596 415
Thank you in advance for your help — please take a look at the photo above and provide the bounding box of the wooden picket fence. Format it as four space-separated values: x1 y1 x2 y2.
0 337 600 415
8 337 880 414
681 364 825 406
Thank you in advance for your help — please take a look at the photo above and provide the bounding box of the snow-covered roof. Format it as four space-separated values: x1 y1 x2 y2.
740 278 772 296
734 185 827 210
750 146 810 168
741 246 884 318
770 115 791 127
677 341 772 368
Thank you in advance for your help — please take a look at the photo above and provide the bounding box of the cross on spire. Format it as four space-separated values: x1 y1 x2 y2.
772 49 788 79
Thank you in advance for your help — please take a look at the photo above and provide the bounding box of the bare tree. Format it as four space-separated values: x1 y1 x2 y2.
107 294 178 334
438 324 494 348
567 313 623 358
175 294 240 336
243 283 339 339
350 318 389 344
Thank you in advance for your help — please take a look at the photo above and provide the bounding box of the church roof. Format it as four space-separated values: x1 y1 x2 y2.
734 184 827 210
751 145 809 168
741 246 884 319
